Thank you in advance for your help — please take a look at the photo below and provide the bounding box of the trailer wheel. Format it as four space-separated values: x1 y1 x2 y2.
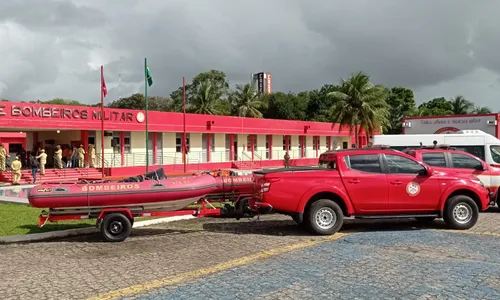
100 213 132 242
305 199 343 235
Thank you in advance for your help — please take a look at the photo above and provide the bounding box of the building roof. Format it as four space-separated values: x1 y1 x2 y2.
0 101 354 136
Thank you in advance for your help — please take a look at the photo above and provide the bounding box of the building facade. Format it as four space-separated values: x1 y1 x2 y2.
0 101 366 176
402 114 500 137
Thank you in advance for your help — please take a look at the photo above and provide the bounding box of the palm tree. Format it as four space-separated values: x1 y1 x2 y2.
450 95 473 115
471 105 492 114
327 72 389 148
189 80 224 115
229 84 266 118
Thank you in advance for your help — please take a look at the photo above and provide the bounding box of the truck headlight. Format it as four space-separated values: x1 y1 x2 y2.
470 179 484 187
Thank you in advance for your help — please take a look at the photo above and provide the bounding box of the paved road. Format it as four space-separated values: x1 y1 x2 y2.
0 208 499 300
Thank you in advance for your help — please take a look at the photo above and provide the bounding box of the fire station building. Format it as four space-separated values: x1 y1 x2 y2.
0 101 364 176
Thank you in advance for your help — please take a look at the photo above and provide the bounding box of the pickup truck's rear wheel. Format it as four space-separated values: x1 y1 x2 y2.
443 195 479 230
306 199 343 235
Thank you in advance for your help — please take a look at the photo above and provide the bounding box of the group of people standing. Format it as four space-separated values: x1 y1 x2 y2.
0 143 97 185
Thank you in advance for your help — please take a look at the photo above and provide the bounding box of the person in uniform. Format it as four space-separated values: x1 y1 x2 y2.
88 144 96 168
54 145 63 169
11 156 22 185
36 149 47 175
0 144 6 172
29 152 39 184
77 144 85 168
71 145 78 168
284 152 290 168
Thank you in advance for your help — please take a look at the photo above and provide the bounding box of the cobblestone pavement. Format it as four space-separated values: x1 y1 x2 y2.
127 230 500 300
0 207 499 300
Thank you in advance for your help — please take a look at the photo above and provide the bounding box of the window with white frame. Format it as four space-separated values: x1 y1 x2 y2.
313 136 319 150
210 133 215 152
246 134 257 151
176 133 190 153
282 135 291 150
112 132 131 153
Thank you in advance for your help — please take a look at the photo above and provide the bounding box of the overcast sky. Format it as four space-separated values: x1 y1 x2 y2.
1 0 499 110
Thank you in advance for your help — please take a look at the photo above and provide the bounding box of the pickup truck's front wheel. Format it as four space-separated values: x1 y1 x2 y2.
443 195 479 230
306 199 344 235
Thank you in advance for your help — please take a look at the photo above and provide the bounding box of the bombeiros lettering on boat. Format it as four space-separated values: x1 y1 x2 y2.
222 177 252 184
171 180 191 185
81 183 141 192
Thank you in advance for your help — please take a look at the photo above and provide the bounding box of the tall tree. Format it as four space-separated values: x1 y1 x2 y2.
306 84 340 122
263 92 309 120
107 93 171 111
327 71 389 147
450 95 474 115
169 70 230 112
189 80 227 115
385 87 417 134
229 83 266 118
472 105 492 114
417 97 453 116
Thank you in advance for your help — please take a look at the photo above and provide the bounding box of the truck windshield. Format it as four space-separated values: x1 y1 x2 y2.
490 145 500 164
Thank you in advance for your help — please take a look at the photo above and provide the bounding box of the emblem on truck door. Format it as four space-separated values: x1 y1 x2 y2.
406 182 421 196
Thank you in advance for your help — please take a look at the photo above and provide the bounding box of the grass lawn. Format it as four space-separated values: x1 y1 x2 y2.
0 201 226 237
0 203 96 236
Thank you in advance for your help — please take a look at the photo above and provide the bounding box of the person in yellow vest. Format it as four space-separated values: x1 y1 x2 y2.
77 144 85 168
11 156 22 185
88 144 96 168
36 149 47 175
0 144 6 172
54 145 63 169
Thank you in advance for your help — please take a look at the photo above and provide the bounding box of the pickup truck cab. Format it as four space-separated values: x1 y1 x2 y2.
251 146 492 235
402 144 500 207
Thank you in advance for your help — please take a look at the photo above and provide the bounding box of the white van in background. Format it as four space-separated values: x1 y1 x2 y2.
372 130 500 166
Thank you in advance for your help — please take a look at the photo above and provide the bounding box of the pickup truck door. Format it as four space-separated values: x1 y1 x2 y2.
448 152 493 189
384 154 442 212
341 154 389 213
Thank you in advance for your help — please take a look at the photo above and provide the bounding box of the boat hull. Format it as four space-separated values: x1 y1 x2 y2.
28 173 254 210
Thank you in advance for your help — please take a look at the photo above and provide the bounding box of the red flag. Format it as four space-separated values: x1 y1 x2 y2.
101 67 108 97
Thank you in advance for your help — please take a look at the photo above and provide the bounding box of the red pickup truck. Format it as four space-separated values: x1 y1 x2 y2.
250 147 492 235
402 144 500 207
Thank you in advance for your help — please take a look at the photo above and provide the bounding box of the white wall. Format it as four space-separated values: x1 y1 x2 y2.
256 135 266 160
319 136 326 153
86 131 354 167
37 130 81 146
290 135 299 158
187 133 202 163
212 133 227 163
271 135 283 160
305 136 313 158
236 134 249 161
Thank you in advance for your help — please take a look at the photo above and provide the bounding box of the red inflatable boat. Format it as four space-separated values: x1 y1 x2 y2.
28 168 254 211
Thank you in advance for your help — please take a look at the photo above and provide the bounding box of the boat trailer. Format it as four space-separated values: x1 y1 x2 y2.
37 195 271 242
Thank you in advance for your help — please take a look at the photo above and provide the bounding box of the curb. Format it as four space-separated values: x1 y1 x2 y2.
0 215 196 244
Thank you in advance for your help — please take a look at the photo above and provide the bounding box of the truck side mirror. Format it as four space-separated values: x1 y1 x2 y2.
474 164 486 171
418 166 432 176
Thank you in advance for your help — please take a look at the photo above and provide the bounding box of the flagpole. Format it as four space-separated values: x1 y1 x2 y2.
100 65 105 178
144 57 149 173
182 77 187 173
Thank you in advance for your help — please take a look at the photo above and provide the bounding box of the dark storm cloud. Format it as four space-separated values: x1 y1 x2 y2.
1 0 500 108
0 0 105 30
